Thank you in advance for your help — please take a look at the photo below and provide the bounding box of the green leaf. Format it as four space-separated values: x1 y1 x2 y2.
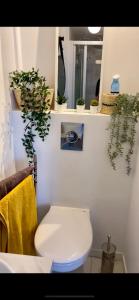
10 68 51 163
107 93 139 174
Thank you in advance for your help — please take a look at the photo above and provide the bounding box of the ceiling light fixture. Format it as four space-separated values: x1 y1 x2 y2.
88 27 101 34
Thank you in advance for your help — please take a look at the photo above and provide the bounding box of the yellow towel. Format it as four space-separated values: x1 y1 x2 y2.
0 175 38 255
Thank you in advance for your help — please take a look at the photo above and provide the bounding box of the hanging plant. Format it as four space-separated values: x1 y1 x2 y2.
107 93 139 175
9 68 51 164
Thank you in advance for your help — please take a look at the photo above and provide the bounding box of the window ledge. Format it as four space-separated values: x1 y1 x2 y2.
51 109 110 117
11 109 110 118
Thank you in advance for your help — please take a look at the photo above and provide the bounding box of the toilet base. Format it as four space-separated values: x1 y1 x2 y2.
52 251 90 272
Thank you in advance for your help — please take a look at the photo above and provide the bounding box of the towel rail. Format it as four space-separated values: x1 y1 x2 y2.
0 155 37 200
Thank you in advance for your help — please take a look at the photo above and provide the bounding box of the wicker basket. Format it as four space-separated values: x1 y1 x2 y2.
100 93 119 115
14 88 54 109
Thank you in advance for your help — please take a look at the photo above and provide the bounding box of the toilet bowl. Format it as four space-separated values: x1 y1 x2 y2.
34 206 93 272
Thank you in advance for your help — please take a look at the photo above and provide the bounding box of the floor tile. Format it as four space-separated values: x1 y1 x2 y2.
72 256 124 273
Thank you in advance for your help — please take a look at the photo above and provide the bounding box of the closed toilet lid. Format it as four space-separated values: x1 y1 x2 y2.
35 206 93 264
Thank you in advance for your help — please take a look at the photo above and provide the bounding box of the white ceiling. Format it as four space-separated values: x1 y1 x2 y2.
70 27 104 41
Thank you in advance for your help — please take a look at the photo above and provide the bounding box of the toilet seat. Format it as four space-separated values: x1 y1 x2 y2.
34 206 93 272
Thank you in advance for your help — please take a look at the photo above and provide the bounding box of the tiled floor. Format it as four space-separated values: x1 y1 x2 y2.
72 256 125 273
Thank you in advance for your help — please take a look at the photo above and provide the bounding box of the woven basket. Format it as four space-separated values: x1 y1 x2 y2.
14 88 54 109
100 93 119 115
100 105 116 115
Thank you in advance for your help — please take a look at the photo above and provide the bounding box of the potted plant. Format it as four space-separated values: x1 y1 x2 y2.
56 95 67 111
11 71 54 110
9 68 51 164
107 93 139 175
76 98 85 112
90 99 99 113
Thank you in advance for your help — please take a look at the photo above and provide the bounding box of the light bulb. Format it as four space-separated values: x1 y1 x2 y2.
88 27 101 34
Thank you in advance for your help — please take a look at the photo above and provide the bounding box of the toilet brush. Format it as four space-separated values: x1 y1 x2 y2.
101 234 116 273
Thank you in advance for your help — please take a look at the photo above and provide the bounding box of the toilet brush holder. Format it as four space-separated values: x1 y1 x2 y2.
101 234 116 273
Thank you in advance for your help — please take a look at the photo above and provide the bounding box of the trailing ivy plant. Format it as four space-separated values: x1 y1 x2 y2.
9 68 51 164
107 93 139 175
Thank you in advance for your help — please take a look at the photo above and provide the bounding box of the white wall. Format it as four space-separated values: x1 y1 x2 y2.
16 27 56 88
0 27 16 179
18 27 39 70
100 27 139 270
124 137 139 272
12 111 134 251
101 27 139 96
12 27 139 103
10 27 139 261
58 27 139 108
36 27 55 88
0 26 56 180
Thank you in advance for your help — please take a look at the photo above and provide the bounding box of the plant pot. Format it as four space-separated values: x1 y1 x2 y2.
13 88 54 109
76 105 85 112
57 103 67 111
90 106 98 114
46 89 54 107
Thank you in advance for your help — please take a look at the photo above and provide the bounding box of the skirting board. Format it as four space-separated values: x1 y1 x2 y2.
90 248 127 273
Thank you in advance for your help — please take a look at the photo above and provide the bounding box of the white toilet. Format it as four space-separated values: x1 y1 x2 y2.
34 205 93 272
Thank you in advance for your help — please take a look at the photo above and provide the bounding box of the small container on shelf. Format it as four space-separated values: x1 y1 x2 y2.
76 98 85 113
90 99 98 113
111 74 120 94
56 95 68 112
14 88 54 110
100 93 119 115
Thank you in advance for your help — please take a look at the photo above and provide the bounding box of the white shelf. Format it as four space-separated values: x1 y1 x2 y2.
12 109 110 118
